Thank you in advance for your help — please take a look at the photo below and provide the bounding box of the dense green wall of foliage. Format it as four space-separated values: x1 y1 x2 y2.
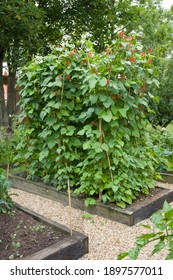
16 34 158 208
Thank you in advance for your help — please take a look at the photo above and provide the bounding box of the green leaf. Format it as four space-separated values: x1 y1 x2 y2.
153 78 159 87
103 99 114 108
166 251 173 260
163 201 172 212
39 129 52 139
117 252 129 260
151 211 166 230
83 141 91 150
148 68 153 74
84 197 97 207
90 94 98 104
164 209 173 221
146 78 152 85
53 124 61 131
40 110 48 120
152 241 165 255
83 213 92 219
54 102 61 109
102 194 108 203
89 77 97 89
66 126 76 136
132 130 140 137
111 81 119 93
99 77 107 87
47 100 55 108
43 76 52 85
119 107 127 118
118 81 126 93
128 247 140 260
122 196 132 204
46 117 57 126
99 93 107 102
77 129 85 135
79 112 87 120
141 224 151 229
111 105 119 116
55 79 63 87
102 143 109 151
66 101 74 111
112 185 118 193
125 189 133 196
39 150 49 162
48 139 57 149
116 201 126 209
99 110 113 122
60 128 67 135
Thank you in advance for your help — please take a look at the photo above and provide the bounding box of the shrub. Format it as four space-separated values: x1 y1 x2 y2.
0 127 12 167
0 169 13 213
15 34 159 208
117 201 173 260
0 126 23 169
151 128 173 173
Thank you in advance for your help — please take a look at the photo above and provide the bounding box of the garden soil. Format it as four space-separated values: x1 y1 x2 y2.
0 207 68 260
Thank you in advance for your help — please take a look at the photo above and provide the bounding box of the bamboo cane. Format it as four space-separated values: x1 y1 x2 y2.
67 177 73 236
99 119 103 201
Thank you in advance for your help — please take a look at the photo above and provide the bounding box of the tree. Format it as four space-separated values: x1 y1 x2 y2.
148 56 173 127
0 0 44 126
0 0 172 126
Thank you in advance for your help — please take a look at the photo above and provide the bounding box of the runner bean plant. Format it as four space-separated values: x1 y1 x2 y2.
15 33 159 208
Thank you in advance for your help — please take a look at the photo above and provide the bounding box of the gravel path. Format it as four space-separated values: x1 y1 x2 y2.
10 184 173 260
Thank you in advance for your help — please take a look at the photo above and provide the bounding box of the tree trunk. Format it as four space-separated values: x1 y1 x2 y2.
0 48 6 126
7 69 17 127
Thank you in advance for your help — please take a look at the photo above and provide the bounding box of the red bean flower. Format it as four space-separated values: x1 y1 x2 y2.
130 36 135 41
66 75 71 79
130 48 137 53
120 75 125 79
112 96 117 100
118 31 124 37
130 56 135 63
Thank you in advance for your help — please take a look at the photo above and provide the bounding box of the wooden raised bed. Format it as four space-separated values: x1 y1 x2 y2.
160 173 173 185
9 174 173 226
13 203 88 260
